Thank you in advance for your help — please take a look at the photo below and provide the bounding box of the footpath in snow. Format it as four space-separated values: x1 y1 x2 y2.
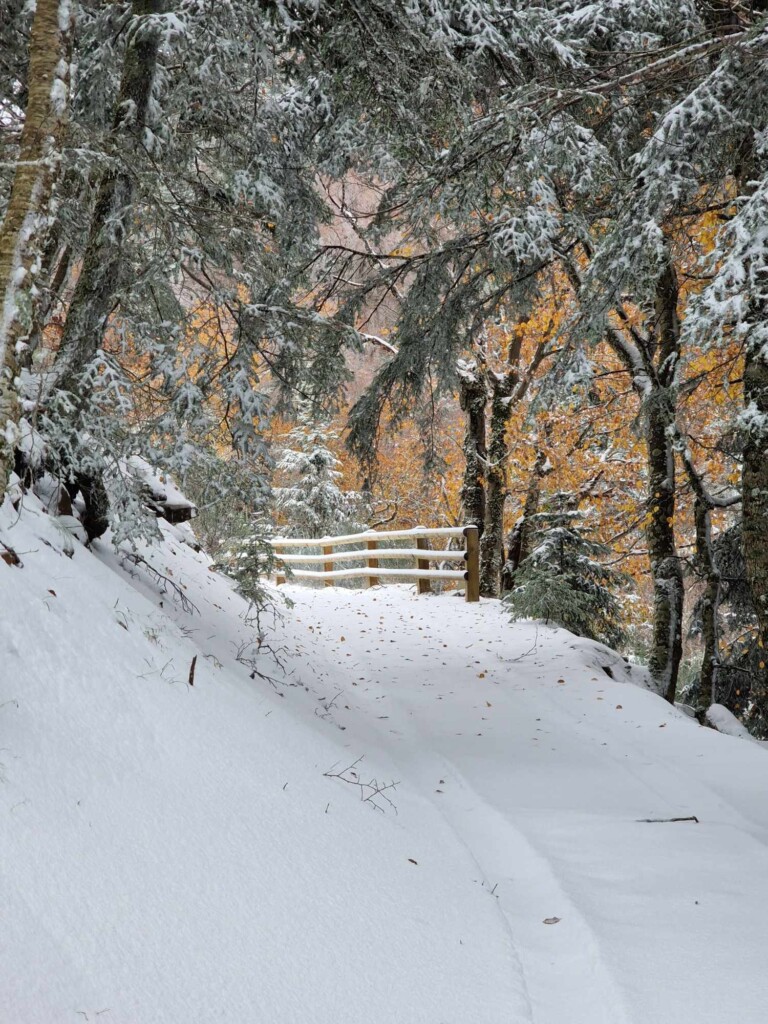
1 496 767 1023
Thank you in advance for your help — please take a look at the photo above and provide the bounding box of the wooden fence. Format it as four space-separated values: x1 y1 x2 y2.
268 525 480 602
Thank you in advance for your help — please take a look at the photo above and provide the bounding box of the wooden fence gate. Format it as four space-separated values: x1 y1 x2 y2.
268 525 480 602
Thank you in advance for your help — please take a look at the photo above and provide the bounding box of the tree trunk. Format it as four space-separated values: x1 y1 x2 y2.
458 362 487 533
53 0 166 396
20 239 72 371
742 339 768 733
645 262 684 703
0 0 72 494
480 372 516 596
693 494 720 707
504 447 548 589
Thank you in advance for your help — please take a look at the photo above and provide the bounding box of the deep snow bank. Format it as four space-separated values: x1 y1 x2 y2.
0 497 525 1024
2 495 768 1024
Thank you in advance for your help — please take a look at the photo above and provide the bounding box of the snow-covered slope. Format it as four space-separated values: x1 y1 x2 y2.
1 495 767 1023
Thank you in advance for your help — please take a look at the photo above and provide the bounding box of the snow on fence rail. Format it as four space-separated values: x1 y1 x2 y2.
268 525 480 602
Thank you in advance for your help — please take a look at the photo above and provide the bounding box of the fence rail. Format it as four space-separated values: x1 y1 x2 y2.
267 525 480 602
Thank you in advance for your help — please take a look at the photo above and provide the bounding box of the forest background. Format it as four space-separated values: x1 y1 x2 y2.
2 0 768 733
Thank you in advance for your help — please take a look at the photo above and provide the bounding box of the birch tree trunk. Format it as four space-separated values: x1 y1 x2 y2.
53 0 165 397
0 0 72 495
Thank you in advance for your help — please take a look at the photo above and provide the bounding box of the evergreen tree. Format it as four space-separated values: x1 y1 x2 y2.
273 420 367 539
505 496 628 649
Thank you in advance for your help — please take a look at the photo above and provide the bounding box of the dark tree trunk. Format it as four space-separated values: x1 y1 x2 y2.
53 0 165 395
480 372 516 597
742 339 768 733
20 240 72 370
645 399 684 702
74 472 111 543
645 262 684 703
458 363 487 533
693 494 720 707
458 323 550 597
504 448 549 590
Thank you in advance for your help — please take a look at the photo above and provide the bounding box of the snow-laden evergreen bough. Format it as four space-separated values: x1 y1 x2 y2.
324 0 768 712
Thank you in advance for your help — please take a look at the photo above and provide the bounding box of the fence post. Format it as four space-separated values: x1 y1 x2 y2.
274 544 285 586
366 539 379 587
323 544 334 587
416 534 432 594
464 526 480 602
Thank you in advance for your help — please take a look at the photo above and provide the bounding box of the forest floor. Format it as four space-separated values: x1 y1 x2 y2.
1 492 767 1023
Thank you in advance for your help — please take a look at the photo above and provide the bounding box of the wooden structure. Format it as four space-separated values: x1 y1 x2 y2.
270 525 480 602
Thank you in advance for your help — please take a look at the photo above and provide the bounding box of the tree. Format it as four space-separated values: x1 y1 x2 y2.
328 4 715 701
9 0 361 543
0 0 72 494
273 420 368 539
505 495 628 650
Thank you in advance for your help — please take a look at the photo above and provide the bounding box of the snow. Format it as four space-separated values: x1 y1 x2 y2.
126 454 196 514
2 494 768 1022
706 703 761 743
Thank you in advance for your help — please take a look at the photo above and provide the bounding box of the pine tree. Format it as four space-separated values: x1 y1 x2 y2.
505 496 628 649
273 420 368 539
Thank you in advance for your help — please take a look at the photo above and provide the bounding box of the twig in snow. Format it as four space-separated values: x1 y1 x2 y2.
498 625 540 664
636 816 699 824
316 688 343 719
323 756 399 813
234 637 296 693
120 552 199 615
